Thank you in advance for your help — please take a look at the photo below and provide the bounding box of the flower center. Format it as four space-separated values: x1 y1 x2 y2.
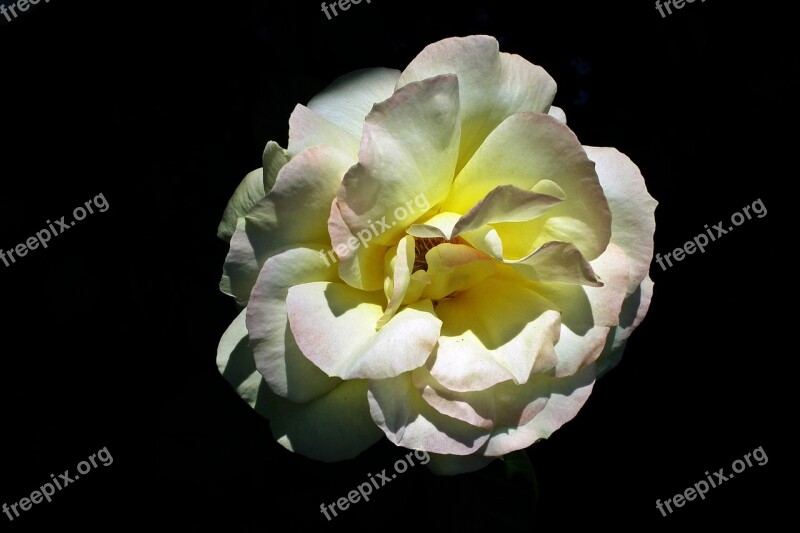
413 236 464 272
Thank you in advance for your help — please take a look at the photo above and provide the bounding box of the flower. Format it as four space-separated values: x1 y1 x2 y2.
215 35 656 475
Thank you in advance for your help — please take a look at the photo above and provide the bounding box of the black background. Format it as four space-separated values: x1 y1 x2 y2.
0 0 793 530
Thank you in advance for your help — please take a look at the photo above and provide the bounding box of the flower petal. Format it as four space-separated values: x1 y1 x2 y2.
444 112 611 261
256 379 383 462
377 235 415 328
597 276 654 376
337 74 461 246
368 372 491 455
506 241 603 287
451 185 564 238
287 282 442 380
483 364 596 456
247 145 353 251
584 146 658 295
413 367 551 431
216 308 261 407
397 35 556 172
287 104 360 160
328 199 389 291
420 243 496 301
262 140 290 193
221 145 351 302
247 246 341 403
430 278 561 392
217 168 265 241
307 67 401 140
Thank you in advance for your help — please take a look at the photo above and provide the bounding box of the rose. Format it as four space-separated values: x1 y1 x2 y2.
215 35 656 475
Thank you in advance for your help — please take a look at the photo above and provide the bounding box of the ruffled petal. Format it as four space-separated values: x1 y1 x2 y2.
287 282 441 380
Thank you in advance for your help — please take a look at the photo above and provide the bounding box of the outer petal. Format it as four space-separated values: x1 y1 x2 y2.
307 67 401 140
287 104 360 160
217 141 289 242
247 246 341 403
483 364 596 456
597 276 654 376
397 35 556 172
247 145 353 251
368 372 491 455
287 282 442 380
216 308 261 407
430 278 561 392
221 145 353 302
584 146 658 295
337 75 461 247
256 379 383 462
217 168 265 242
443 112 611 261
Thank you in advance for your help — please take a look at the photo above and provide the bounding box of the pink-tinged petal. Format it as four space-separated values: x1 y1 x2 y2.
287 282 442 380
532 243 630 376
247 145 353 250
413 367 551 431
584 146 658 295
483 365 596 457
247 246 341 403
287 104 360 160
328 199 387 291
255 379 383 462
451 185 564 238
220 145 352 303
307 67 401 140
397 35 556 172
216 308 261 407
337 75 461 246
431 278 561 392
443 113 611 261
597 276 654 376
368 373 491 455
548 105 567 124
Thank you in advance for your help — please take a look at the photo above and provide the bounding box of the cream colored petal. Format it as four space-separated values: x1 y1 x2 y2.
247 246 341 403
443 112 610 261
397 36 556 172
337 75 461 247
431 278 561 392
368 372 491 455
256 379 383 462
307 67 401 140
287 282 441 380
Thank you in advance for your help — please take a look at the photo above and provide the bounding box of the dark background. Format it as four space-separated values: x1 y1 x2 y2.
0 0 793 530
